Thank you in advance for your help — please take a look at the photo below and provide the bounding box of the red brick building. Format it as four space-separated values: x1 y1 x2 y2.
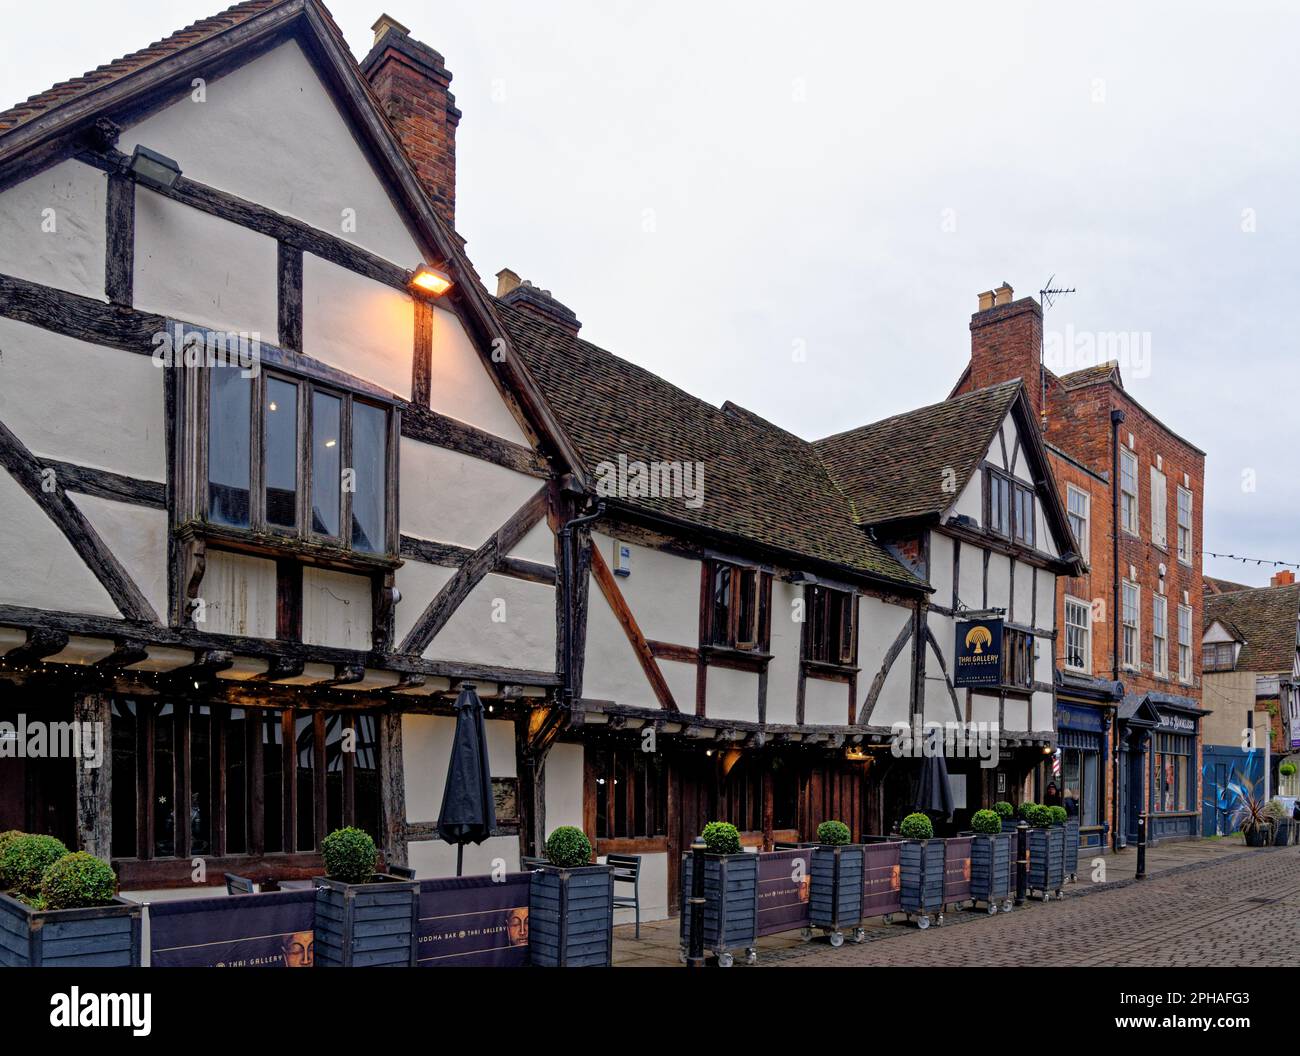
952 284 1207 846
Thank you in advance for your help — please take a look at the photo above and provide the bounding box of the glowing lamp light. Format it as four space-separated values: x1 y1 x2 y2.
126 144 182 190
409 263 453 297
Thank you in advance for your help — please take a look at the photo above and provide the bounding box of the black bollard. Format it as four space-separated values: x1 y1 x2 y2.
687 835 707 968
1015 820 1028 906
1135 814 1147 880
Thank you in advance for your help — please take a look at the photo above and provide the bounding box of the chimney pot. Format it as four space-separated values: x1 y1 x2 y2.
978 290 996 311
496 268 521 298
994 282 1014 307
1271 569 1296 588
371 13 410 45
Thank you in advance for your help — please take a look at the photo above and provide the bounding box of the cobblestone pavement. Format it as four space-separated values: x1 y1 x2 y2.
612 841 1300 967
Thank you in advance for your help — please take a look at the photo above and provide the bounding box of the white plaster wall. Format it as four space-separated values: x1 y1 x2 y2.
930 532 953 603
302 567 373 651
870 653 912 728
399 441 547 559
706 665 760 722
602 850 669 924
1036 568 1057 631
508 521 556 568
543 742 584 831
0 469 117 617
1012 558 1034 625
766 579 800 725
660 659 696 711
409 836 520 878
134 190 278 339
0 159 105 300
201 550 276 638
858 595 912 727
590 534 698 643
803 676 850 726
957 539 984 610
402 713 517 821
1008 419 1035 485
951 472 982 525
302 254 412 398
1036 502 1060 558
120 41 425 267
0 318 165 480
1031 691 1055 731
69 495 168 618
428 305 529 444
970 692 999 726
1003 696 1029 731
581 572 663 708
995 420 1013 469
986 552 1011 611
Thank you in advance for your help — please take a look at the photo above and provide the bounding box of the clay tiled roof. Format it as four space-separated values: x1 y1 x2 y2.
0 1 292 134
1204 585 1300 674
813 381 1023 526
496 301 922 587
1056 361 1122 389
1204 574 1253 596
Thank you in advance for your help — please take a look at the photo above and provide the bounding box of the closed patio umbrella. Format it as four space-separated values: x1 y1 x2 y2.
915 752 955 824
436 684 497 876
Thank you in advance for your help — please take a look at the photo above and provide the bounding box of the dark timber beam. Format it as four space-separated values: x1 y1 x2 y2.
39 460 166 509
589 544 680 713
401 405 548 478
104 171 134 306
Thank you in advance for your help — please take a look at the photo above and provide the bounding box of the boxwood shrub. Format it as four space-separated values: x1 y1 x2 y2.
1018 801 1040 820
2 834 68 898
0 830 26 888
1281 762 1297 777
971 809 1002 835
1047 806 1068 826
993 801 1014 820
321 827 377 884
1023 804 1053 828
899 813 934 840
701 821 742 856
816 820 852 846
544 826 592 868
40 852 118 910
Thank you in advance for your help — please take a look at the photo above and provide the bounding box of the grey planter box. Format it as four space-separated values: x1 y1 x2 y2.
1027 827 1065 898
1001 818 1021 834
1063 818 1081 877
680 852 759 965
1270 818 1295 846
529 863 614 967
313 874 419 967
809 845 865 939
0 892 141 967
969 833 1012 909
899 839 945 924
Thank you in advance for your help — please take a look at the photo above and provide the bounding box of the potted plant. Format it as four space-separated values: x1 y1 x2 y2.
0 840 141 968
529 826 614 967
1045 804 1080 881
898 813 946 929
1280 762 1297 779
968 809 1012 914
1023 804 1064 900
994 801 1018 833
313 826 419 967
1234 794 1275 848
1265 799 1293 847
807 820 865 946
679 821 759 966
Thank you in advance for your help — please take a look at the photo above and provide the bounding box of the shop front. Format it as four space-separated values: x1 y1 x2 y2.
1116 692 1205 847
1055 674 1121 851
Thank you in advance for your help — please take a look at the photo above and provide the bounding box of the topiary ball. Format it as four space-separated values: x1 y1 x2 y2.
900 813 934 840
321 827 377 884
817 820 852 846
1018 801 1039 820
0 830 26 888
701 821 742 856
40 852 118 910
2 834 68 898
1047 806 1068 826
544 826 592 868
1280 762 1297 777
1024 804 1053 828
993 801 1014 819
971 809 1002 835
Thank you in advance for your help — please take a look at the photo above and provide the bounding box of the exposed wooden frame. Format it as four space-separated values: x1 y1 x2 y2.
277 241 303 352
401 405 547 478
37 460 166 509
104 171 134 306
589 543 680 713
399 535 555 585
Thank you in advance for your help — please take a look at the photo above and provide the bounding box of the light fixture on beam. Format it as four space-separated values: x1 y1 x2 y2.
409 263 453 297
126 144 182 190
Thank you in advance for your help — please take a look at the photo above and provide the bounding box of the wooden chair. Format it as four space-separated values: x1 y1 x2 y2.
520 855 547 871
387 864 416 880
605 853 642 939
224 873 255 895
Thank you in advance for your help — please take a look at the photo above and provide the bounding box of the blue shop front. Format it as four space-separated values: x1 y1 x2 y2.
1055 673 1123 851
1116 692 1207 846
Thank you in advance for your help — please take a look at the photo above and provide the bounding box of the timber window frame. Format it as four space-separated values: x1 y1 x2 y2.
1150 465 1168 548
1120 448 1139 536
1153 593 1169 679
1176 487 1194 565
1203 641 1236 673
1001 628 1035 691
986 467 1034 546
804 585 859 667
1122 580 1141 671
1178 604 1193 683
702 559 772 653
1064 595 1091 674
1066 485 1089 560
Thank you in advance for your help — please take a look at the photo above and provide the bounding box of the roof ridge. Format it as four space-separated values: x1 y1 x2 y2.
814 378 1022 446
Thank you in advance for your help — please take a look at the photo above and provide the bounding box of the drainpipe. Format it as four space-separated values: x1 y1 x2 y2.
1110 408 1126 849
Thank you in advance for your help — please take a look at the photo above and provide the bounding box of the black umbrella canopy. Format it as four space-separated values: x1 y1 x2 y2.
914 753 955 823
436 684 497 874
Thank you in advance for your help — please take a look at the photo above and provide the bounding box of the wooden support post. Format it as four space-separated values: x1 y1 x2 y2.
74 693 111 858
379 710 407 869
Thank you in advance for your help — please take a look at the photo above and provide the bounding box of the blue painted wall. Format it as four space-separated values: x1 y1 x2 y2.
1201 745 1266 837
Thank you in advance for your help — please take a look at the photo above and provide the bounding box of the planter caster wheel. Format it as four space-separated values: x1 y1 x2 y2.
678 949 688 964
1040 892 1050 902
829 930 845 948
935 913 945 927
916 915 931 930
852 927 866 944
987 903 998 915
800 927 814 943
883 913 894 924
1055 889 1064 899
718 951 735 968
745 947 758 965
1002 899 1014 913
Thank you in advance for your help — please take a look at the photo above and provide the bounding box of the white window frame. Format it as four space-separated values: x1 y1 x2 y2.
1150 466 1167 548
1153 594 1169 678
1066 485 1089 560
1064 596 1091 674
1120 448 1139 536
1122 580 1141 671
1176 487 1193 565
1178 604 1193 683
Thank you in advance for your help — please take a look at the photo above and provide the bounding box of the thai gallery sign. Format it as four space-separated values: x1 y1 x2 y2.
954 618 1004 688
756 849 812 938
416 874 531 967
149 890 316 967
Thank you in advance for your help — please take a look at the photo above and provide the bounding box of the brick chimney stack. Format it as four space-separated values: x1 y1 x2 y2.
1271 569 1296 588
968 283 1045 422
361 14 461 228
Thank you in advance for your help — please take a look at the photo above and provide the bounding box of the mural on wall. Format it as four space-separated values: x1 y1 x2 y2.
1201 747 1265 837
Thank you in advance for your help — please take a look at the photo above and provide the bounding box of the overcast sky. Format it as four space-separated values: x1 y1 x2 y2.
3 0 1296 586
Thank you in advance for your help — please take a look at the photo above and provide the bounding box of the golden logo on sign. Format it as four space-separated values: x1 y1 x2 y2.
965 625 993 654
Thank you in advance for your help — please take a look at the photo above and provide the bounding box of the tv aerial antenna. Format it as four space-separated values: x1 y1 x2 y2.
1038 274 1076 421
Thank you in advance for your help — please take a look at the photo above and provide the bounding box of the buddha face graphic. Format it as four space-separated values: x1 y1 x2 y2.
283 931 314 967
797 873 811 903
507 907 530 947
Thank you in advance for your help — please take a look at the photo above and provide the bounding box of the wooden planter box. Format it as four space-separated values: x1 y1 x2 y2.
313 874 419 967
809 845 865 943
0 892 141 967
1063 819 1081 878
529 863 614 967
1001 818 1021 834
1271 819 1295 846
969 833 1012 911
680 852 759 966
1026 827 1065 899
899 839 945 926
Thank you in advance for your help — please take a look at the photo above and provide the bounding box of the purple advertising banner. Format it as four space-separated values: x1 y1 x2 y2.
149 890 316 967
416 873 531 967
862 841 902 918
943 836 973 903
756 849 812 937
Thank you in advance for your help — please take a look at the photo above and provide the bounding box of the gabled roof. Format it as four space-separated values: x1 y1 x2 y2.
813 381 1022 528
1204 585 1300 673
496 301 923 588
1205 574 1252 596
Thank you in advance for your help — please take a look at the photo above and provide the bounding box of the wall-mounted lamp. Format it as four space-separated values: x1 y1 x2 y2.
126 144 182 190
409 263 453 297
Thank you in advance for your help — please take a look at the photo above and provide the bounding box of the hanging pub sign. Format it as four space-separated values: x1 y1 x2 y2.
954 618 1004 687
